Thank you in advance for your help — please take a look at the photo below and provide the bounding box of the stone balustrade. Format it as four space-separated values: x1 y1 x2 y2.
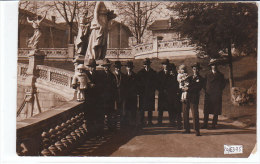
17 63 29 77
133 38 197 59
18 48 133 61
18 63 75 101
106 48 133 60
17 101 86 156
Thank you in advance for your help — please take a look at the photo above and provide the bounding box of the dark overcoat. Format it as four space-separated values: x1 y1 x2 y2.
136 68 157 111
124 72 138 111
157 70 179 112
113 72 126 107
204 71 226 115
187 74 205 105
100 70 117 114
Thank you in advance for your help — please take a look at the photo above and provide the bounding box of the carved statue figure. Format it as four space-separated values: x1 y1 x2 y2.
85 1 116 60
26 12 47 49
74 11 91 56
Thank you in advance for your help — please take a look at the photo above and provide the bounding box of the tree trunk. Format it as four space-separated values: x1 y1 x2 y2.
68 23 73 44
227 42 234 95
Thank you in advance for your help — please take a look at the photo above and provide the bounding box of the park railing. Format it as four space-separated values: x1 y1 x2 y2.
17 101 86 156
17 63 75 101
18 47 134 61
133 38 197 59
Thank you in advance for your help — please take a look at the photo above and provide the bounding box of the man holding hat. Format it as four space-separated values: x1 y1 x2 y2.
100 58 117 131
85 59 104 137
157 59 178 126
124 61 138 127
202 59 226 129
183 62 204 136
136 58 157 126
113 61 127 126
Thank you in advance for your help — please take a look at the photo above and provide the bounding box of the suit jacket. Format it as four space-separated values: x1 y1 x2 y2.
136 68 157 111
124 71 138 111
157 70 179 111
187 74 205 105
204 71 226 115
100 70 117 114
113 71 126 105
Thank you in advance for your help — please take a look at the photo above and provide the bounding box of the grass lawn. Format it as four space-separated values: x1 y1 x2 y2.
18 55 257 127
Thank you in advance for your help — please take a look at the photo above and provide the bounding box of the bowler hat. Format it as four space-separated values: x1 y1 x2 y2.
125 61 134 68
161 59 170 65
143 58 152 65
114 61 123 68
191 62 201 70
101 58 111 66
87 59 99 67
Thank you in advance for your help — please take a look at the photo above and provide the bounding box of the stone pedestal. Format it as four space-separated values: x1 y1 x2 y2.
68 44 75 60
23 49 45 118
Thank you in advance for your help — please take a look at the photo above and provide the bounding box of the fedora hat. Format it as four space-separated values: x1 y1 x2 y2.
143 58 152 65
161 59 170 65
101 58 111 66
125 61 134 68
191 62 201 70
114 61 123 68
87 59 99 67
208 58 220 66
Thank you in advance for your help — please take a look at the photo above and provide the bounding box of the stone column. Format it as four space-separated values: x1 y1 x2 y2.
67 44 75 60
153 36 159 58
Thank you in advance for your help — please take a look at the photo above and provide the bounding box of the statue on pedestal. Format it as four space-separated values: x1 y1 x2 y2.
74 11 91 56
27 12 47 49
85 1 116 63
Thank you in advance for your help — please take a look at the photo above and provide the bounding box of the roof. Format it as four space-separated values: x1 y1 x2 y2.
148 18 178 31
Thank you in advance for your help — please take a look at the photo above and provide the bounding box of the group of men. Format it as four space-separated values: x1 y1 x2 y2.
82 58 226 137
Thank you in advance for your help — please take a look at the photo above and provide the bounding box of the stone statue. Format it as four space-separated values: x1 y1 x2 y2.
74 11 91 56
85 1 116 61
26 12 47 49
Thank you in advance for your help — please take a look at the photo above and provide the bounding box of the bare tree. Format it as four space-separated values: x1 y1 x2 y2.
113 1 160 44
49 1 95 44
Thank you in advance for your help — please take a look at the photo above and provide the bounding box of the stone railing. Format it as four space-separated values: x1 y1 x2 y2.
17 63 29 77
106 48 133 60
18 47 133 61
18 48 70 61
17 63 75 100
133 38 197 59
17 101 86 156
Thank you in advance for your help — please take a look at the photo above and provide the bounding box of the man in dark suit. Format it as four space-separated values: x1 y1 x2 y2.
100 59 117 131
136 58 157 126
183 63 204 136
113 61 126 127
85 59 104 137
124 61 138 127
157 59 179 127
202 59 226 129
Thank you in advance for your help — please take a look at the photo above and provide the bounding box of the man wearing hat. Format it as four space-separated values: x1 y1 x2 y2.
136 58 157 126
202 59 226 129
100 59 117 131
124 61 138 127
113 61 127 126
85 59 104 137
183 62 204 136
157 59 179 126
